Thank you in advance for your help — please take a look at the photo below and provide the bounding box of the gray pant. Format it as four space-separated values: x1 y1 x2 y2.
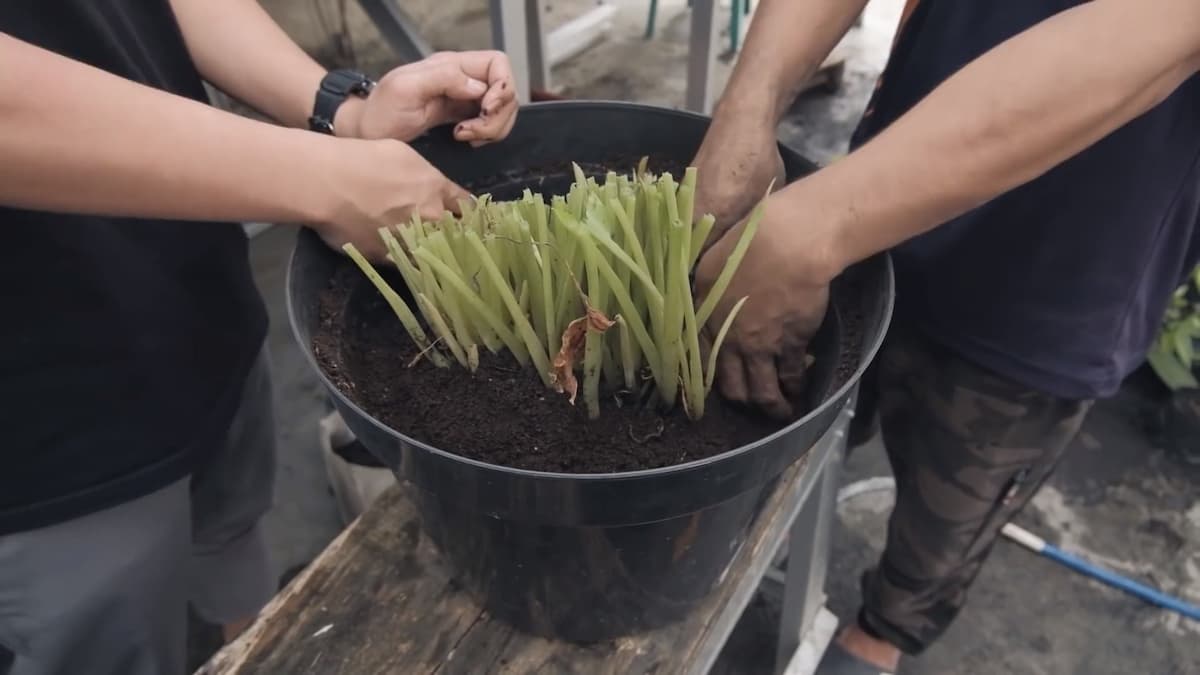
0 349 278 675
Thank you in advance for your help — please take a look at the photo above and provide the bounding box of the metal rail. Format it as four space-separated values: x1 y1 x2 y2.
356 0 724 113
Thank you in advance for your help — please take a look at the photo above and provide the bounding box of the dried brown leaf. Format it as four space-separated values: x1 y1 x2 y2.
551 307 616 404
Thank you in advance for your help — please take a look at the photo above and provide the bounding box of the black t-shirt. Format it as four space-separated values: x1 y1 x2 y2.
0 1 269 534
852 0 1200 398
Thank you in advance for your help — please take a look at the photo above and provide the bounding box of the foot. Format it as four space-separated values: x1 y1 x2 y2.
816 624 900 674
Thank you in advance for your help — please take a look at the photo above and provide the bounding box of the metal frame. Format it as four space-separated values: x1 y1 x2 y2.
773 414 845 673
355 0 434 64
356 0 724 113
685 0 722 113
488 0 549 103
679 398 853 675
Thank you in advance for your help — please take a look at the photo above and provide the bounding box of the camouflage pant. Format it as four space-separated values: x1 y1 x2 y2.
849 324 1093 654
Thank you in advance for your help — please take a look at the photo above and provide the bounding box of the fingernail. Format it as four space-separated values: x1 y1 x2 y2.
467 78 487 95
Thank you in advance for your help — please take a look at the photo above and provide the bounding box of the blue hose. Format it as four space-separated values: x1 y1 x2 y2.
1039 542 1200 621
839 479 1200 623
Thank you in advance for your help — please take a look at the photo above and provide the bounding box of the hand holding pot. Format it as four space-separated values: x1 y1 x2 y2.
690 116 786 253
314 139 470 260
338 51 518 147
694 193 835 421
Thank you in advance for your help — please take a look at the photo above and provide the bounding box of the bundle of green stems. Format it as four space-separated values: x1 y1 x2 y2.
345 162 764 420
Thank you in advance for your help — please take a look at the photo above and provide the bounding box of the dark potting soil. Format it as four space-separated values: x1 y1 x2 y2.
313 263 864 474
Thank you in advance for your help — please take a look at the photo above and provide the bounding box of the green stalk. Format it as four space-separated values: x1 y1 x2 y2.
704 296 749 396
646 190 666 292
660 173 679 226
531 195 557 355
583 247 604 420
380 227 420 291
577 216 665 316
510 217 548 353
551 203 585 333
462 230 553 386
586 203 620 389
411 252 478 357
689 214 716 268
386 228 478 352
617 316 638 391
559 211 665 392
343 243 448 368
658 219 688 407
425 231 500 353
397 219 421 254
676 168 696 265
416 292 469 368
678 238 705 419
680 167 697 222
413 248 530 366
410 213 428 241
696 196 767 327
518 279 530 316
607 197 639 386
606 196 651 280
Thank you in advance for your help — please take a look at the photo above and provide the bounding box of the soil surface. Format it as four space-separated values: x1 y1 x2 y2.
315 266 780 472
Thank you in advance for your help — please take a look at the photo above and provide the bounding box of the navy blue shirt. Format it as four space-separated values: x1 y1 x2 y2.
0 1 269 534
852 0 1200 399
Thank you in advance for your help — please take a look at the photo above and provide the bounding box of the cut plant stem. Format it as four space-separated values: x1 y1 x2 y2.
658 219 688 408
413 248 531 367
674 223 705 418
689 214 716 267
582 246 605 420
558 208 665 391
462 230 553 385
695 187 771 327
416 292 470 369
342 243 448 368
704 296 749 396
346 163 769 422
617 316 638 391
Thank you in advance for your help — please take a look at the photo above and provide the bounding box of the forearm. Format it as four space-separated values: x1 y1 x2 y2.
169 0 330 129
792 0 1200 280
0 34 347 224
716 0 868 125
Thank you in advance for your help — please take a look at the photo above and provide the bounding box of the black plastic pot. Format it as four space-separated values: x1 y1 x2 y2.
288 101 894 642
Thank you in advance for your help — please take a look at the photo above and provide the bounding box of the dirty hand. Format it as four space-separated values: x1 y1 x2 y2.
695 195 833 420
314 139 470 260
690 116 786 253
337 51 518 146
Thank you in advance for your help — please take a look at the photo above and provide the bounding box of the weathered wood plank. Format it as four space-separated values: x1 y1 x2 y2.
199 452 815 675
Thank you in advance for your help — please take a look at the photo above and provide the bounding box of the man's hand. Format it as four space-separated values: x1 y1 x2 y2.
691 116 786 252
695 196 836 420
314 139 470 260
338 51 518 146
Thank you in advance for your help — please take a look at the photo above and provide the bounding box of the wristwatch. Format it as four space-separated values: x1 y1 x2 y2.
308 69 376 135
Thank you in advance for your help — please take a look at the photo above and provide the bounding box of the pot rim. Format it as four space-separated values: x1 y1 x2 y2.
286 99 894 482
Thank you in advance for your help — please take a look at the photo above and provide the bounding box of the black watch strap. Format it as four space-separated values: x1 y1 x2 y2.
308 69 375 135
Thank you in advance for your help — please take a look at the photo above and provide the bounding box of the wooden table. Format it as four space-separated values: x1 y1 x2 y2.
198 402 852 675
